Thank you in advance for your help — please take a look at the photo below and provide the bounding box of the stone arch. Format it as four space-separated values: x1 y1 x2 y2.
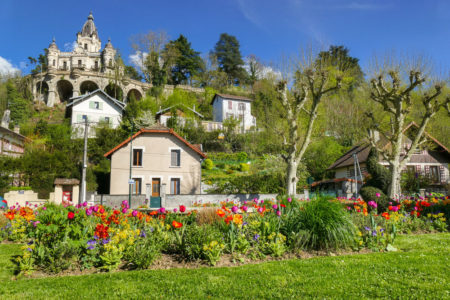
56 80 73 102
126 88 143 102
105 83 123 101
36 81 49 102
80 80 99 95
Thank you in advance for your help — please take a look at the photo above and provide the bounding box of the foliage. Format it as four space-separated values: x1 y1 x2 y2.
212 33 247 85
239 163 249 172
166 35 203 85
359 186 390 213
5 79 32 126
124 65 143 81
303 137 346 180
203 159 214 170
364 147 391 193
283 198 356 250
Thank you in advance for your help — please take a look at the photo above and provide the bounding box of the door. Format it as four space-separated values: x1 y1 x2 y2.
150 178 161 208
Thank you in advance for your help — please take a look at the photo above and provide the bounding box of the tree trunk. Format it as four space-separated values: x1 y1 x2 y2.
286 155 298 196
388 161 401 199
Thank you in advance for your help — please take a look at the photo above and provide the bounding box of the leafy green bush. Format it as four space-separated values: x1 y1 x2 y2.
178 225 222 261
203 159 214 170
237 152 248 162
364 147 391 194
239 163 250 172
125 232 163 269
216 162 226 169
283 198 356 250
359 186 390 213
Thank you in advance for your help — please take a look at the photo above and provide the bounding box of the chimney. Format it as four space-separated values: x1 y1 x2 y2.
14 125 20 134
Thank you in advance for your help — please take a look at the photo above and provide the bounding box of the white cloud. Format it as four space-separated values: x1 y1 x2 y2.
19 61 27 69
0 56 20 76
129 51 148 69
64 41 78 52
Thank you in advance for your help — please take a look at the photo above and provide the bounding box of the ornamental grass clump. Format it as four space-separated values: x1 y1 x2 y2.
292 197 356 250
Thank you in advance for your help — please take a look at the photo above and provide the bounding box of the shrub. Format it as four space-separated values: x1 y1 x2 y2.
203 159 214 170
239 163 250 172
216 162 226 169
178 224 222 261
284 198 356 250
237 152 248 162
125 232 163 270
360 186 390 213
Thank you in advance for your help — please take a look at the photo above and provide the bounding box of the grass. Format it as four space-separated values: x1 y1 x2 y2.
0 233 449 299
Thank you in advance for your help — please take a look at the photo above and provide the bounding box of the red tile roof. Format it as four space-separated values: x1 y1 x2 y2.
104 126 207 159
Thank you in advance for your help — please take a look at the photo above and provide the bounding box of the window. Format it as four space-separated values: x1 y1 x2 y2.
170 178 180 194
238 103 246 111
95 61 98 69
109 59 112 66
94 102 100 109
52 59 55 66
84 44 88 50
104 117 110 123
406 166 415 173
132 178 142 195
78 60 82 67
228 100 233 109
82 115 87 121
171 149 180 167
429 166 439 183
63 61 67 69
133 149 143 166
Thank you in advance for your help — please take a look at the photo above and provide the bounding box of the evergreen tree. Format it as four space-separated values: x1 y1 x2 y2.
212 33 247 85
124 65 143 81
166 35 202 85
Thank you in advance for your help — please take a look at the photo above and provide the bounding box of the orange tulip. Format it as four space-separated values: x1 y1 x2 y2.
172 220 183 228
216 209 225 218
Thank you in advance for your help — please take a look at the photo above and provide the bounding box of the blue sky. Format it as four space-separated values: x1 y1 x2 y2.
1 0 450 76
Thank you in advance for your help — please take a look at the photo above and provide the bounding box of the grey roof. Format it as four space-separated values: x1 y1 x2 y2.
156 104 204 118
211 93 253 105
80 12 98 38
67 89 126 111
0 126 28 142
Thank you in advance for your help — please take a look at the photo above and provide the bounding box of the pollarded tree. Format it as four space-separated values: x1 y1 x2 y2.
276 53 343 195
366 64 449 199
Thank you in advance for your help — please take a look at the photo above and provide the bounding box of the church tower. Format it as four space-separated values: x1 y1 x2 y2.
76 12 101 52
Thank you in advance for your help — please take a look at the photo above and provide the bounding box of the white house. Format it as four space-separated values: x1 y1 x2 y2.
66 89 125 138
155 104 204 127
211 94 256 132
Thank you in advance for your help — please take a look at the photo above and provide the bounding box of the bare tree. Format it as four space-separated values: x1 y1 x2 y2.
276 51 342 195
366 58 449 199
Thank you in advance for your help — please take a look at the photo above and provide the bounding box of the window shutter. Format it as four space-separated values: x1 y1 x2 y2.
439 165 446 184
77 114 82 122
99 102 103 110
89 101 95 109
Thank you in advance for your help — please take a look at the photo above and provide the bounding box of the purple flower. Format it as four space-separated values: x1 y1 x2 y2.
242 222 248 226
27 241 34 245
93 206 99 213
173 208 178 213
140 230 146 238
102 238 110 245
122 208 128 214
364 226 371 231
87 239 97 246
379 228 384 232
272 204 278 210
26 248 33 252
253 234 260 241
82 202 88 207
372 231 377 237
132 210 138 217
87 245 95 250
231 206 239 213
242 206 248 212
86 208 93 216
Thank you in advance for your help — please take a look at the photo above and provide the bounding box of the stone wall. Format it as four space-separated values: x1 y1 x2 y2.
4 190 47 207
93 194 146 209
162 193 307 208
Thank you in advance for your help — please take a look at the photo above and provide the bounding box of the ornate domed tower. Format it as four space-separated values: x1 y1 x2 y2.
102 38 116 71
47 38 60 70
76 12 101 52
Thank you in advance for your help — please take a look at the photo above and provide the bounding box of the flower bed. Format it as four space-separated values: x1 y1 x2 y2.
1 196 448 276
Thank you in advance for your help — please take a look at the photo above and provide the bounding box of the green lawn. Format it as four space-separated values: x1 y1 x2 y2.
1 233 449 299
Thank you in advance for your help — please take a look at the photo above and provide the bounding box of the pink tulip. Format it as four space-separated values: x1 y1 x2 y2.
132 210 138 217
287 198 292 203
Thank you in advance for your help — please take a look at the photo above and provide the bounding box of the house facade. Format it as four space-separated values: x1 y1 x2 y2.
67 89 125 138
324 124 450 197
0 126 28 157
211 94 256 132
155 104 204 128
104 126 206 203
